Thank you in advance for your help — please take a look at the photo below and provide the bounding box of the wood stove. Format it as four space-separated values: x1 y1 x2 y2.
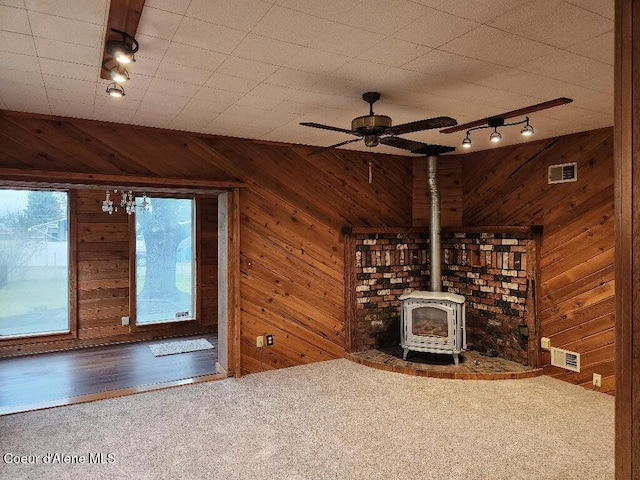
399 291 466 365
398 155 466 365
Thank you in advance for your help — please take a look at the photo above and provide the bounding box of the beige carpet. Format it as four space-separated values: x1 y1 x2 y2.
0 359 614 479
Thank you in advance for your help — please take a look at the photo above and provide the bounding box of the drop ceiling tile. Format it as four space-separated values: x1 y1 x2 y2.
3 94 50 114
283 48 350 75
137 7 183 41
233 34 306 65
0 80 46 98
129 56 160 77
163 43 228 71
568 31 614 65
488 0 613 48
274 0 357 22
39 57 97 81
24 0 107 25
393 8 479 48
252 5 333 46
0 51 40 71
235 94 283 111
250 83 305 102
222 103 269 119
147 77 200 97
307 23 385 58
0 0 26 7
134 35 170 61
403 49 504 83
203 73 258 94
264 67 323 89
155 60 213 86
47 85 96 104
358 38 431 68
122 73 152 91
0 31 35 55
34 37 100 65
49 98 95 119
138 91 190 113
475 68 573 99
42 74 96 94
0 68 44 87
517 50 613 94
340 0 429 35
566 0 614 20
330 59 425 92
0 5 31 34
439 25 557 67
28 11 103 47
172 17 246 54
183 96 234 114
144 0 191 15
217 56 279 83
434 0 521 23
185 0 272 32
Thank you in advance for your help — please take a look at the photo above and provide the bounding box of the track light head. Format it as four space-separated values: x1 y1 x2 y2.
489 128 502 143
105 28 139 64
462 135 472 148
520 117 534 137
106 82 125 97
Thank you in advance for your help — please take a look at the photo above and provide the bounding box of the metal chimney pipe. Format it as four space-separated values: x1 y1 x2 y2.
427 155 441 292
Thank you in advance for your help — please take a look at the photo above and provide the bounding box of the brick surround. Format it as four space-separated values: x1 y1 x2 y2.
344 227 539 366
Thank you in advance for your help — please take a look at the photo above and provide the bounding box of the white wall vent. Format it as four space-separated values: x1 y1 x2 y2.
548 162 577 184
550 347 580 372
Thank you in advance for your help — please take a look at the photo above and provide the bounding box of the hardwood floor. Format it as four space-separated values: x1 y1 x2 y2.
0 335 223 415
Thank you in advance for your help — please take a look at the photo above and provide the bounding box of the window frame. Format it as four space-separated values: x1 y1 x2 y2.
129 194 201 331
0 187 78 342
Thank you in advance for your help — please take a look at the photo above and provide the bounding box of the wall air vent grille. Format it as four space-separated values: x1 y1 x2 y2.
548 162 577 184
550 347 581 372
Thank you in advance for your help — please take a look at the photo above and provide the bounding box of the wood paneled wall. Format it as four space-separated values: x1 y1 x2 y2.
0 111 412 373
461 128 615 393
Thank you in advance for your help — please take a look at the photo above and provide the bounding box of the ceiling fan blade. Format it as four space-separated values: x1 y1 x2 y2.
307 138 362 156
388 116 458 135
440 97 573 133
379 136 455 156
300 122 355 135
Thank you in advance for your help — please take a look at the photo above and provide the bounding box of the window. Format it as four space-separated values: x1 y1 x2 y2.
0 189 69 337
135 196 195 325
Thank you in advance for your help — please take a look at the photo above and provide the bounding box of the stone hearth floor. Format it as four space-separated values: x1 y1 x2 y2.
346 347 542 380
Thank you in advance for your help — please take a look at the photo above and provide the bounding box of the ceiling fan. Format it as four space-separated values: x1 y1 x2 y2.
300 92 458 156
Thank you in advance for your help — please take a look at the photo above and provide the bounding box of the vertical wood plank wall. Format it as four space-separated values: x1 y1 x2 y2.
0 112 412 373
460 128 615 393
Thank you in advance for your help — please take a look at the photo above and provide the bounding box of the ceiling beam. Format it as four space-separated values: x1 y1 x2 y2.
100 0 146 81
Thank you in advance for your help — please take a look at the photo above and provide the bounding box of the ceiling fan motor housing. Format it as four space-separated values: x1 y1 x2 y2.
351 115 392 136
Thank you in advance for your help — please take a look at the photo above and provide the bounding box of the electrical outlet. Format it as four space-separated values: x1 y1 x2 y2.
121 316 130 326
593 373 602 388
541 337 551 350
256 336 264 348
266 334 274 346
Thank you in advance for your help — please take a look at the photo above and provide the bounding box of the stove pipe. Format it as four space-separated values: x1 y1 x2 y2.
427 155 441 292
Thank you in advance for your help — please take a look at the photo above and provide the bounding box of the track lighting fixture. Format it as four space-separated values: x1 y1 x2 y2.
102 59 129 83
106 82 125 97
105 28 139 64
461 116 534 149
